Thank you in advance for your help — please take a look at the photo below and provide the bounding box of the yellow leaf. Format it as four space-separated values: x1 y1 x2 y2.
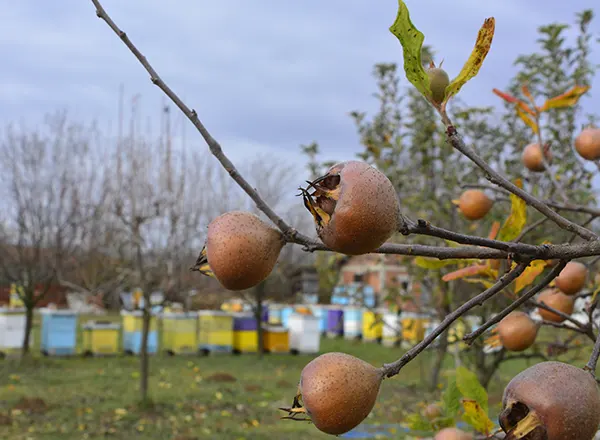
461 399 494 435
497 179 527 242
444 18 495 101
462 277 496 289
516 105 539 134
451 199 460 206
414 257 479 269
591 284 600 304
539 85 591 111
514 260 547 293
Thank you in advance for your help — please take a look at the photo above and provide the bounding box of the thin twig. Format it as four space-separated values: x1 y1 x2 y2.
585 332 600 376
381 261 530 378
463 261 568 344
541 320 589 335
514 217 549 243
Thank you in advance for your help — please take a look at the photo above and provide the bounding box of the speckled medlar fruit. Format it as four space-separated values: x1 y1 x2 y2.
458 189 493 220
194 211 285 290
555 261 588 296
522 143 552 172
280 352 383 435
574 127 600 161
536 289 574 323
497 311 539 352
423 402 443 421
300 161 400 255
499 361 600 440
426 66 450 104
434 427 473 440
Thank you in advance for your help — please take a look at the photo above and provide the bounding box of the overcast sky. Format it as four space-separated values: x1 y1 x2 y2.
2 1 599 181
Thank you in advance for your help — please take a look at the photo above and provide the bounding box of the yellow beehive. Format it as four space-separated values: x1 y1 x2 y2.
401 317 426 343
161 312 198 355
122 312 158 332
232 313 258 354
198 311 234 354
263 326 289 353
362 310 383 342
82 321 120 356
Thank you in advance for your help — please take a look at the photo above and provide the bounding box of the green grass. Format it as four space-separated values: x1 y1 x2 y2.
0 313 589 439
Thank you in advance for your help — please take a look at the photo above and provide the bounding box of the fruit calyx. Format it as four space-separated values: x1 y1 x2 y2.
499 401 547 440
299 170 343 231
190 244 214 277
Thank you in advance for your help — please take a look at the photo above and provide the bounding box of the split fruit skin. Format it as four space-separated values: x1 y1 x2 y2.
522 143 551 172
434 427 473 440
295 352 383 435
497 311 538 352
536 289 574 323
554 261 588 296
204 211 285 291
458 189 493 220
574 127 600 161
301 161 400 255
426 67 450 104
499 361 600 440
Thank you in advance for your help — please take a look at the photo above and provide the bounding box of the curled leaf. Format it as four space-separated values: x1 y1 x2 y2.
444 17 496 101
388 0 431 99
515 105 539 134
493 88 519 103
539 85 591 111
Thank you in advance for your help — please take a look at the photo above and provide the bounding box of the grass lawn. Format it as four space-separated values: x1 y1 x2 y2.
0 313 590 439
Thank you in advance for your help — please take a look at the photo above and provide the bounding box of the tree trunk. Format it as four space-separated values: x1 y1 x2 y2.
140 299 151 403
22 303 34 356
255 282 265 359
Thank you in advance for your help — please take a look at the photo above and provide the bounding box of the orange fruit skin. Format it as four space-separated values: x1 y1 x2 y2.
522 143 551 172
537 289 574 323
434 427 474 440
555 261 588 296
497 311 538 352
575 127 600 160
458 190 493 220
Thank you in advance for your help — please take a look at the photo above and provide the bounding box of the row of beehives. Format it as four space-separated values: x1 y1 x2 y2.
0 304 458 358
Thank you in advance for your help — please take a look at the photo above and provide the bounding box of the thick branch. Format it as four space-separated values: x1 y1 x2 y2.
381 261 529 378
445 125 598 241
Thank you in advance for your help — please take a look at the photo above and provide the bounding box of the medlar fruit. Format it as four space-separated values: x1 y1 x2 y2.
554 261 588 296
280 352 383 435
434 427 473 440
499 361 600 439
457 189 493 220
536 289 574 323
426 66 450 104
575 127 600 161
497 311 538 352
194 211 285 290
300 161 400 255
522 143 552 172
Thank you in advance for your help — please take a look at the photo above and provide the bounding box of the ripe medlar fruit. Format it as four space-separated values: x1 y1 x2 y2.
499 361 600 440
423 402 443 421
458 189 493 220
195 211 285 290
426 65 450 104
554 261 588 296
497 311 538 352
300 161 400 255
574 127 600 161
522 143 552 172
280 352 383 435
434 427 473 440
536 289 574 323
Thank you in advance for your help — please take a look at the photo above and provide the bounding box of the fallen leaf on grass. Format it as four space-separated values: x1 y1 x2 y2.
206 372 237 383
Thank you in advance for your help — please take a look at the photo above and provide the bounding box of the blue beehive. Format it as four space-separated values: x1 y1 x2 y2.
280 306 294 329
40 309 78 356
121 310 159 355
310 305 329 334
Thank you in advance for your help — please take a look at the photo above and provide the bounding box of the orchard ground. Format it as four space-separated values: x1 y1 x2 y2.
0 313 589 440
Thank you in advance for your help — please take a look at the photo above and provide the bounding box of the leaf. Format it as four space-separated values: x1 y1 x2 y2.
442 264 488 282
444 17 495 101
514 260 547 293
539 85 591 111
461 399 494 435
521 83 536 106
388 0 431 99
404 411 433 431
462 277 496 289
487 221 501 240
497 179 527 242
515 105 539 134
442 377 461 418
414 257 479 269
455 366 489 413
591 284 600 304
492 88 519 103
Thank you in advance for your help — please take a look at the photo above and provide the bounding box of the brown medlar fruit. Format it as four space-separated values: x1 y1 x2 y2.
497 311 539 352
554 261 588 296
280 352 383 435
574 127 600 161
458 189 493 220
300 161 400 255
194 211 285 290
434 427 473 440
536 289 574 323
423 402 443 421
522 143 552 172
499 361 600 439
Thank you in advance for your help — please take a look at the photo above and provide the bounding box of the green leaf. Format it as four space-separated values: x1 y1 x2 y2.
404 411 433 431
414 257 478 269
444 17 496 101
461 399 494 435
442 377 461 418
455 366 489 413
388 0 431 98
496 179 527 242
